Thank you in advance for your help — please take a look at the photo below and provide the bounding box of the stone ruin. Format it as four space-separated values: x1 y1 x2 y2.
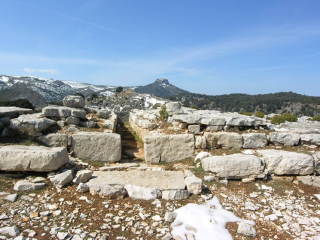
1 96 320 239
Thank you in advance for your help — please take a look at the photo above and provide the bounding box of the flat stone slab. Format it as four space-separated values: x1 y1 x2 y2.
0 107 33 119
202 154 263 179
87 170 186 191
257 150 314 175
0 145 69 172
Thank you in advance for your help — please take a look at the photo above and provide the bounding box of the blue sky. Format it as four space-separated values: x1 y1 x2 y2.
0 0 320 96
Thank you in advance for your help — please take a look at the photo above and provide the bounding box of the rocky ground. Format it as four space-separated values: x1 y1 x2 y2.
1 146 320 240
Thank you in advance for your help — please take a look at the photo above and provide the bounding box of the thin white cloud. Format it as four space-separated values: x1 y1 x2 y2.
23 68 37 73
22 67 60 74
39 68 61 74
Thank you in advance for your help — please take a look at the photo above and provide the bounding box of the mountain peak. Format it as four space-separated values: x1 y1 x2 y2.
155 78 169 85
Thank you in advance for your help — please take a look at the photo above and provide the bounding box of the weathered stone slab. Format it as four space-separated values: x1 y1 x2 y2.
242 133 268 149
13 180 45 191
300 134 320 146
162 190 190 200
10 114 56 136
257 150 314 175
63 95 85 108
37 133 68 148
202 154 263 179
269 132 300 146
125 185 161 200
0 107 33 119
71 132 121 163
195 136 206 149
204 132 243 149
42 106 87 119
50 170 73 188
0 146 69 172
89 184 127 199
144 134 194 164
87 171 186 191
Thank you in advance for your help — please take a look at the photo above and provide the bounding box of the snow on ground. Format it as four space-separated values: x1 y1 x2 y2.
63 81 106 91
0 76 9 82
100 91 114 97
171 196 254 240
144 95 166 108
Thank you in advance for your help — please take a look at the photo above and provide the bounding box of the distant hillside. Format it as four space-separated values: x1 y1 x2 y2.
0 75 133 108
169 92 320 116
134 78 188 98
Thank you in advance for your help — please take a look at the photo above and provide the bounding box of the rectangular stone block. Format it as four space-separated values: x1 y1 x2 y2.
71 132 121 163
144 134 194 164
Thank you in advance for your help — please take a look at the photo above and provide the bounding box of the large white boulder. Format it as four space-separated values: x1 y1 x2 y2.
202 154 263 179
0 146 69 172
204 132 243 149
242 133 268 149
257 150 314 175
63 95 85 108
10 114 56 136
269 132 300 146
144 134 194 164
71 132 121 163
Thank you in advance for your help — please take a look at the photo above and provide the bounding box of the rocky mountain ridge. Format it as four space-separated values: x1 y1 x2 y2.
134 78 188 98
0 75 133 108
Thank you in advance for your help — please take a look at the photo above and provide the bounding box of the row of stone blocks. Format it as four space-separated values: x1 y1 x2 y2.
142 132 320 163
0 132 121 172
201 150 319 179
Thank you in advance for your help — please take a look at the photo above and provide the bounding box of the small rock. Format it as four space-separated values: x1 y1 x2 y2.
237 222 257 237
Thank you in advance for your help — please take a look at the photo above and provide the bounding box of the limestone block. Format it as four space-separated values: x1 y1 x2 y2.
37 134 68 148
0 107 33 119
162 190 190 200
188 125 200 134
50 170 73 188
144 134 194 164
257 150 314 175
242 133 268 149
63 95 85 108
13 181 45 191
202 154 263 179
269 132 300 146
0 146 69 172
125 184 161 200
71 132 121 163
195 136 206 149
204 132 243 149
10 114 56 136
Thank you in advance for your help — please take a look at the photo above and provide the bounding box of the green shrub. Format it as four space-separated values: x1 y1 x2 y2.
75 92 85 99
271 115 285 125
282 113 298 122
116 86 124 93
190 105 200 110
312 115 320 121
239 111 253 116
0 99 34 110
271 113 298 125
159 105 168 120
255 111 265 118
48 101 63 106
152 103 161 109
